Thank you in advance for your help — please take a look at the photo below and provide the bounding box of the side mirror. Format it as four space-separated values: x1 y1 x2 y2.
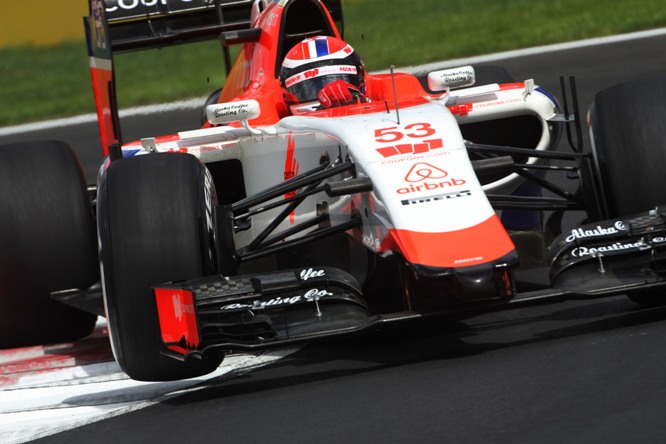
428 66 476 91
220 28 262 46
206 100 261 125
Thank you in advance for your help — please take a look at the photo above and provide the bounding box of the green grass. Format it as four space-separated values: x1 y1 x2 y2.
343 0 666 68
1 0 665 127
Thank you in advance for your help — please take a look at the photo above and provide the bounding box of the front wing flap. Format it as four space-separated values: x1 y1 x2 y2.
548 206 666 297
154 267 381 360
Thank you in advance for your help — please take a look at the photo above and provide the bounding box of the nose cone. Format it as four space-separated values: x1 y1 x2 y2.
389 214 516 269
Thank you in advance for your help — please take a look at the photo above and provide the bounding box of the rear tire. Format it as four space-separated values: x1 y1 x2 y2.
98 153 223 381
590 76 666 307
0 141 99 348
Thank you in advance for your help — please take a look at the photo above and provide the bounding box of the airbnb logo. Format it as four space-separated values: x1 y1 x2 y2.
397 162 466 194
404 163 448 182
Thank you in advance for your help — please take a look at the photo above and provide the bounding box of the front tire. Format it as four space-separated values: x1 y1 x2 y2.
590 76 666 218
590 76 666 307
98 153 223 381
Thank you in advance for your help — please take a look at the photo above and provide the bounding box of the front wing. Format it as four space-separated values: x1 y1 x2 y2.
155 267 386 360
154 203 666 362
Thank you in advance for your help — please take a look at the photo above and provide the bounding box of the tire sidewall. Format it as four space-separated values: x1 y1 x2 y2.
98 153 220 381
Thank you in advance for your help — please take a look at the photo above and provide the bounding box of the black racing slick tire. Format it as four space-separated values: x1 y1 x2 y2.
590 76 666 218
590 76 666 307
97 153 223 381
0 141 99 348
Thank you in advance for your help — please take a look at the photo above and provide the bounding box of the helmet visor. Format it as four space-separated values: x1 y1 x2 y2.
284 65 362 103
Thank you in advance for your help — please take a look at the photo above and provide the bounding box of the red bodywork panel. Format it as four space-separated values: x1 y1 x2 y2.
385 215 516 268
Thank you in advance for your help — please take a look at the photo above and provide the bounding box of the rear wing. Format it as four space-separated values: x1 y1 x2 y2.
84 0 343 156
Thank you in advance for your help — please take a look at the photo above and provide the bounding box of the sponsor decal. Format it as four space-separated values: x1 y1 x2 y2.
454 256 484 265
221 288 334 311
203 168 216 267
106 0 215 13
212 102 252 119
304 288 333 299
167 144 236 154
285 74 303 88
380 150 449 164
472 97 524 110
303 68 319 79
571 240 648 258
396 179 467 194
401 190 472 206
433 67 475 87
172 294 182 321
171 293 194 321
203 169 214 229
300 268 325 281
182 142 238 154
404 162 447 182
565 221 627 243
206 100 260 124
285 65 358 87
377 139 443 158
396 162 466 194
442 73 472 85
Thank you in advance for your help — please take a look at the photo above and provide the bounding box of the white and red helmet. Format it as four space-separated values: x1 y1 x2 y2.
279 36 365 104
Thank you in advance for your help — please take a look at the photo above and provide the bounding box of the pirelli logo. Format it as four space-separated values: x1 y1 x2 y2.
401 190 472 206
376 139 444 158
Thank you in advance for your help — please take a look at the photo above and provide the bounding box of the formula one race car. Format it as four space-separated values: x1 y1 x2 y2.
2 0 666 381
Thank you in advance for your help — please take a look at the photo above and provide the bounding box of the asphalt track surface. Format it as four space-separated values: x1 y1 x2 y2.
3 32 666 443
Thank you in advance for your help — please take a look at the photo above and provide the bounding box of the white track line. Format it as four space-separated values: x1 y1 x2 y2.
0 97 205 137
398 27 666 74
1 27 664 138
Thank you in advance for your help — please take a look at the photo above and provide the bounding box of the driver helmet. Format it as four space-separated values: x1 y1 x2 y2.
279 36 365 105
